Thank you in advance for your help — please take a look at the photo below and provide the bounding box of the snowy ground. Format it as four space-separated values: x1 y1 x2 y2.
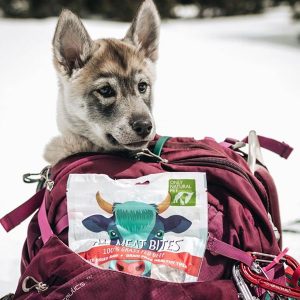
0 5 300 296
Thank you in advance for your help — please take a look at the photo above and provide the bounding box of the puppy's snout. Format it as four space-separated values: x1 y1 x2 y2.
132 119 153 138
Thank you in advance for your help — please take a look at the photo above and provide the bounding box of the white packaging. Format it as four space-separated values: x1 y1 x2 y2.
67 172 208 283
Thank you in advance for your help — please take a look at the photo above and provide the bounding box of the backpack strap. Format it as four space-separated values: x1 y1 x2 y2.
55 214 69 234
242 135 293 159
223 135 293 159
38 192 54 244
0 188 46 232
0 187 63 244
206 235 254 267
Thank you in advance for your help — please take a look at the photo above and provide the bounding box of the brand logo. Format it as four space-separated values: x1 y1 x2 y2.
169 179 196 206
62 275 93 300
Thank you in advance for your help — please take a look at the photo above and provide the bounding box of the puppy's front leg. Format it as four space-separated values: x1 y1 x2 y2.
44 134 100 165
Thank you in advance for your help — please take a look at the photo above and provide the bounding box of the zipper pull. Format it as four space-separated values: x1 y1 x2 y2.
22 276 49 293
42 166 54 191
134 148 168 163
46 179 54 191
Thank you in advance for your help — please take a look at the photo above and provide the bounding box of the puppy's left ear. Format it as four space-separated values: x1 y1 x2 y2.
125 0 160 62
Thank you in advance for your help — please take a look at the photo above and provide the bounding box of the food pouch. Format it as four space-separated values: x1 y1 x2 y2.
67 172 208 283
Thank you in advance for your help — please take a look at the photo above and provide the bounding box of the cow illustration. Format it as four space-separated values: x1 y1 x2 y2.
82 191 192 277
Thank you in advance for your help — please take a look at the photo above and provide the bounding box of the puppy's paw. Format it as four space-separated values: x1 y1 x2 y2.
43 135 100 165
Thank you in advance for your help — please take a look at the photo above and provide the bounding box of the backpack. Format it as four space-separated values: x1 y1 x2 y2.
1 132 299 300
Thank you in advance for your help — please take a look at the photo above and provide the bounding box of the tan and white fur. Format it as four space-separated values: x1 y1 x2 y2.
44 0 160 165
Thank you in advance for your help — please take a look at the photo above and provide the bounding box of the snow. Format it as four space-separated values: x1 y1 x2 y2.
0 5 300 296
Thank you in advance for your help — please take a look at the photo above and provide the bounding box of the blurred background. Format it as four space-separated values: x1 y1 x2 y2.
0 0 300 296
0 0 300 20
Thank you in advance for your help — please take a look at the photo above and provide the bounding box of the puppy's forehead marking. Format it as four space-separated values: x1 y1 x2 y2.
105 40 129 71
92 39 145 77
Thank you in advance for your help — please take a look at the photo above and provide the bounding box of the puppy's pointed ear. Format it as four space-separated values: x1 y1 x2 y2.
125 0 160 62
53 9 93 76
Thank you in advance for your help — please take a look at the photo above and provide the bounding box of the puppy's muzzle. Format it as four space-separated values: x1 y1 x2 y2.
131 119 153 138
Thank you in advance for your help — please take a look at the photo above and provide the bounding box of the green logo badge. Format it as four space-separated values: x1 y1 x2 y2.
169 179 196 206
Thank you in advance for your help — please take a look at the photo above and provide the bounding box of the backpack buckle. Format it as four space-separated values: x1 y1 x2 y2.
23 166 49 184
23 166 54 191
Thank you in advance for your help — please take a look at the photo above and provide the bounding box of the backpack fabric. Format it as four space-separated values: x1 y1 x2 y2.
1 135 291 299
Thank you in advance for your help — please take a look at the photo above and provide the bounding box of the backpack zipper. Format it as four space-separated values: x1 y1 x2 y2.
49 153 254 187
170 157 251 182
48 153 267 207
47 142 222 187
169 157 269 210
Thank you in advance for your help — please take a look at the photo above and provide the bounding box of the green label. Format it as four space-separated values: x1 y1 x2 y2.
169 179 196 206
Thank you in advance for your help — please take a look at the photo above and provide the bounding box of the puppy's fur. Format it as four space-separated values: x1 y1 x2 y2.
44 0 160 165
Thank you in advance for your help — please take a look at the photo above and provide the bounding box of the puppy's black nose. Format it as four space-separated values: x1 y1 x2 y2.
132 119 153 138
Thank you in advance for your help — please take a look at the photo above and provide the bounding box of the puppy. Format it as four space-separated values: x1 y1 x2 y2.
44 0 160 165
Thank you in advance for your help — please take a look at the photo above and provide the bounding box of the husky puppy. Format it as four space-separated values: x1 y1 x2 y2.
44 0 160 165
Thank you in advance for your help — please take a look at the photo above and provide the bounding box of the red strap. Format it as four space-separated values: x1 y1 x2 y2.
242 135 293 159
0 188 45 232
206 235 254 267
291 265 300 287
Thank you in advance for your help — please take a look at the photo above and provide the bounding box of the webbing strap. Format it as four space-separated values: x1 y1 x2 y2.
0 188 45 232
207 235 254 267
0 187 55 244
55 215 68 234
38 195 54 244
152 136 171 156
242 135 293 159
223 135 293 159
263 247 289 272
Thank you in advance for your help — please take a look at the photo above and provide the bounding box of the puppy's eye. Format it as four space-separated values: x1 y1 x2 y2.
138 82 148 94
98 85 116 98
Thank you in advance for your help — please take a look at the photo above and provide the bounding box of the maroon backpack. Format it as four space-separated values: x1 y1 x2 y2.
1 134 298 300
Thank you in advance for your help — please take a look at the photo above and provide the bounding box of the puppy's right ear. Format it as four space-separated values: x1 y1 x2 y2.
53 9 93 76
